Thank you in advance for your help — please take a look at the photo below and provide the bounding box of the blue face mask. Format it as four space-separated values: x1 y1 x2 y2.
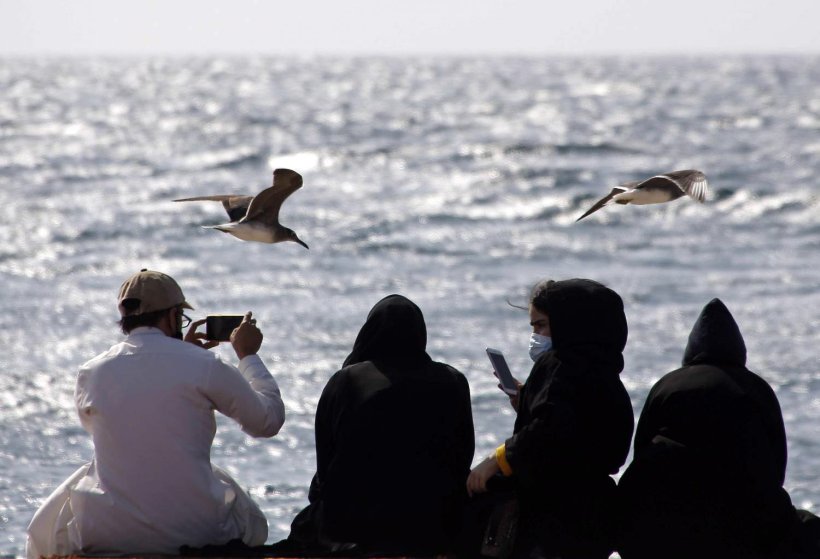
529 333 553 361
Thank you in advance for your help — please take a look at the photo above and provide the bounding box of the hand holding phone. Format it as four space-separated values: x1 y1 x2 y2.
183 318 220 350
229 312 262 360
486 348 519 396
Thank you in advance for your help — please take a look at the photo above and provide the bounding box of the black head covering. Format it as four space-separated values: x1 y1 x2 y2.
342 294 432 371
541 278 627 371
682 298 747 367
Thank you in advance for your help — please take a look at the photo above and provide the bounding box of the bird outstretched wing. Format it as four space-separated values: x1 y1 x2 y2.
244 168 304 224
667 170 708 202
576 187 628 222
173 194 254 222
641 170 708 202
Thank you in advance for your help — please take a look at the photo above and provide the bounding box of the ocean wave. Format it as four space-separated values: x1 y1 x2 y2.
165 146 269 172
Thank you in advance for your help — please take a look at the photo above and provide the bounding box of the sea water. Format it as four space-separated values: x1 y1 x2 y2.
0 56 818 557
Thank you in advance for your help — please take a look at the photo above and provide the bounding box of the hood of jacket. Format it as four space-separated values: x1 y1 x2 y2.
682 298 747 368
543 278 627 372
342 294 432 371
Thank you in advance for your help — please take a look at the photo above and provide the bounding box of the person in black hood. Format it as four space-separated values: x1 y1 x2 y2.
617 298 820 559
467 278 634 559
284 294 475 555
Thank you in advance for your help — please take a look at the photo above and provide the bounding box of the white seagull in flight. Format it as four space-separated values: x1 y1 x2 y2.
174 168 309 248
576 169 709 222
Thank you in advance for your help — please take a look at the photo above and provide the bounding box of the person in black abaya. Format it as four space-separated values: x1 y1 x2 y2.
618 298 820 559
285 294 475 555
467 278 635 559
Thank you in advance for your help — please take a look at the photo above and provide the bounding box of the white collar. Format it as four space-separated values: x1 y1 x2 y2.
127 326 167 337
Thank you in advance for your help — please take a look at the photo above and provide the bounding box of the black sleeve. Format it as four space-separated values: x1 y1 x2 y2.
632 379 665 455
454 370 476 474
503 358 584 482
314 370 345 486
747 372 787 486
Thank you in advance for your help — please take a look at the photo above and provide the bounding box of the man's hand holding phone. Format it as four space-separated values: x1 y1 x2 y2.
184 313 261 360
184 319 219 350
230 312 262 360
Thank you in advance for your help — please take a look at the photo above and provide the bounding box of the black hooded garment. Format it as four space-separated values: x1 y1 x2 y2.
618 298 800 559
286 295 475 555
503 279 634 559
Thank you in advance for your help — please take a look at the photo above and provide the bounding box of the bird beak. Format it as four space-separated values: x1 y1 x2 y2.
295 237 309 250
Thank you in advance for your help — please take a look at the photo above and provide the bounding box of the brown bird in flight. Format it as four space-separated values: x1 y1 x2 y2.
576 169 709 222
174 168 309 248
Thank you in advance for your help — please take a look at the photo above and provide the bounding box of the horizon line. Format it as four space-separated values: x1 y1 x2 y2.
2 49 819 59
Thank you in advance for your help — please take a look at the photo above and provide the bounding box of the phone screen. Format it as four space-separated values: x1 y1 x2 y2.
486 348 518 395
205 315 244 341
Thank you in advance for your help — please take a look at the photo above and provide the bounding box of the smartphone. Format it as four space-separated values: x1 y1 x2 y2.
205 314 244 341
486 347 518 396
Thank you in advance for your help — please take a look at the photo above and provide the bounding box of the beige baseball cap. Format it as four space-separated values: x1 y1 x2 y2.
117 269 194 316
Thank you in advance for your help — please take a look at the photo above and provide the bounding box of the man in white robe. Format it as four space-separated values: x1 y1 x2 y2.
27 269 285 558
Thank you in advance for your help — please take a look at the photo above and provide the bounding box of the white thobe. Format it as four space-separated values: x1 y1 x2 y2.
26 327 285 557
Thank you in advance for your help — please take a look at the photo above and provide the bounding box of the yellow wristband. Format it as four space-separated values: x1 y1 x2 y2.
495 444 513 476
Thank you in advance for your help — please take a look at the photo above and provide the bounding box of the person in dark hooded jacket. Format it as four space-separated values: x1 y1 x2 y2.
284 294 475 555
617 298 820 559
467 278 634 559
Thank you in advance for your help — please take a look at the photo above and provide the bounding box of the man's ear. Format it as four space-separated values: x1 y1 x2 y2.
159 307 178 337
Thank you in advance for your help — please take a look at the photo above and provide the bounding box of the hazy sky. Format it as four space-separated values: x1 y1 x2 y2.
1 0 819 56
